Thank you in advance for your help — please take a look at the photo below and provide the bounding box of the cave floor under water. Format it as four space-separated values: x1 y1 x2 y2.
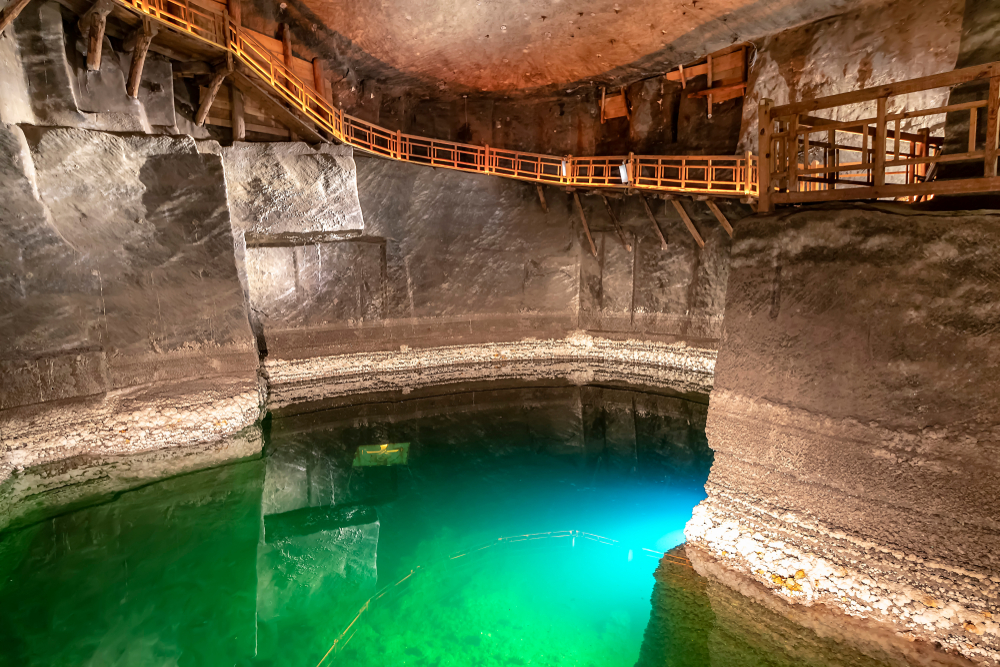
0 385 895 667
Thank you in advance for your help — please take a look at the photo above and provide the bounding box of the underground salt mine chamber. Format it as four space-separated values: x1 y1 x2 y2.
0 0 999 664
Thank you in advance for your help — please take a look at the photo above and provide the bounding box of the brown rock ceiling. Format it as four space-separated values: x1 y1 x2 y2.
288 0 868 94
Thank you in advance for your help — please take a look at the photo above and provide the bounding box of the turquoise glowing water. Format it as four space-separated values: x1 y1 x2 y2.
0 386 892 667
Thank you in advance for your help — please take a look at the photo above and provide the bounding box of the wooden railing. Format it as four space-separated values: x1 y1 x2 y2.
114 0 757 199
106 0 1000 211
758 62 1000 212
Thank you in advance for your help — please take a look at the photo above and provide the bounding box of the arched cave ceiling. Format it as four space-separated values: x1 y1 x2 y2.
284 0 868 95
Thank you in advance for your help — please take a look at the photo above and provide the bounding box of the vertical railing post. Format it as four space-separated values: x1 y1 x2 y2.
917 127 929 182
874 95 887 187
828 129 837 190
744 150 752 195
787 115 799 193
985 75 1000 178
758 98 773 213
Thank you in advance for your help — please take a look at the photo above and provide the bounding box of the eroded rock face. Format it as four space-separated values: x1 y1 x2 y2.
0 124 261 480
13 1 170 133
738 0 963 151
686 205 1000 665
247 154 739 366
221 142 364 235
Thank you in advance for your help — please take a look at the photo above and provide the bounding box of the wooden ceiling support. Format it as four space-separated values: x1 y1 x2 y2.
312 58 327 101
600 87 629 123
0 0 33 35
639 194 667 249
226 0 240 26
196 59 232 126
125 17 157 98
78 0 114 71
573 193 598 258
280 22 293 68
536 184 548 213
231 61 328 143
705 199 733 238
601 196 632 252
667 197 705 248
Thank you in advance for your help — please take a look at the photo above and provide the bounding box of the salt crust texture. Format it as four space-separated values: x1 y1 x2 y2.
686 205 1000 667
263 332 716 409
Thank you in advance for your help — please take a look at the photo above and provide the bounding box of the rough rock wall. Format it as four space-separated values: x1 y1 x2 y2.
12 1 173 133
0 19 34 125
0 124 261 480
245 152 739 365
686 205 1000 665
220 142 364 236
738 0 963 151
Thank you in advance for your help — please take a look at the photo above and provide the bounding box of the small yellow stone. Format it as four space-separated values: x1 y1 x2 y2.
922 597 941 608
964 622 984 636
794 569 806 579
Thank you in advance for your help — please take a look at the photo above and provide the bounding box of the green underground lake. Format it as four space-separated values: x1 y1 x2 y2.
0 385 898 667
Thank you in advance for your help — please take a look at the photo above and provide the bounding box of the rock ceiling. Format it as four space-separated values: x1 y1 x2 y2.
292 0 865 94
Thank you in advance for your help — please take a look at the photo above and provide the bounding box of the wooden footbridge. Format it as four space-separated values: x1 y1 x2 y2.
2 0 998 218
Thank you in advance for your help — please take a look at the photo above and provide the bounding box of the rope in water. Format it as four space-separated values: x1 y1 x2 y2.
314 529 692 667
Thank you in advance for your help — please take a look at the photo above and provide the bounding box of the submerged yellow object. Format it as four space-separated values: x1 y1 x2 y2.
353 442 410 467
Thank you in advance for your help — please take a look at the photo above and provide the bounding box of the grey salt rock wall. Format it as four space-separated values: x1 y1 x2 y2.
12 0 174 133
0 124 259 408
688 204 1000 664
244 152 739 362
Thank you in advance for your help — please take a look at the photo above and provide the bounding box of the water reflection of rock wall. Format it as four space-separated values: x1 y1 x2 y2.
638 547 912 667
0 461 265 665
265 384 712 493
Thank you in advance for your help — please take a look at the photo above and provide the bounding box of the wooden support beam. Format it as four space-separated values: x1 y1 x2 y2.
669 198 705 248
772 62 1000 117
573 192 598 258
986 76 1000 178
312 58 327 100
639 194 667 249
874 96 887 187
771 175 1000 205
79 0 114 71
758 98 774 213
227 0 240 26
0 0 33 35
231 62 327 143
281 22 293 68
125 18 157 98
536 184 548 213
231 85 245 141
601 196 632 252
196 65 231 126
705 200 733 238
707 53 713 118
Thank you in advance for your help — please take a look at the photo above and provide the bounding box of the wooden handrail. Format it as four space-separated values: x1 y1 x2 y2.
114 0 756 199
771 62 1000 117
111 0 999 212
759 58 1000 212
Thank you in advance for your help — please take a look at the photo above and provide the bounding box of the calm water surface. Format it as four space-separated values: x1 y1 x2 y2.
0 386 891 667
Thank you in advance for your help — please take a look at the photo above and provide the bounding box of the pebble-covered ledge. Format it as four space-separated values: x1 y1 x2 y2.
263 332 717 409
0 378 265 490
686 497 1000 666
